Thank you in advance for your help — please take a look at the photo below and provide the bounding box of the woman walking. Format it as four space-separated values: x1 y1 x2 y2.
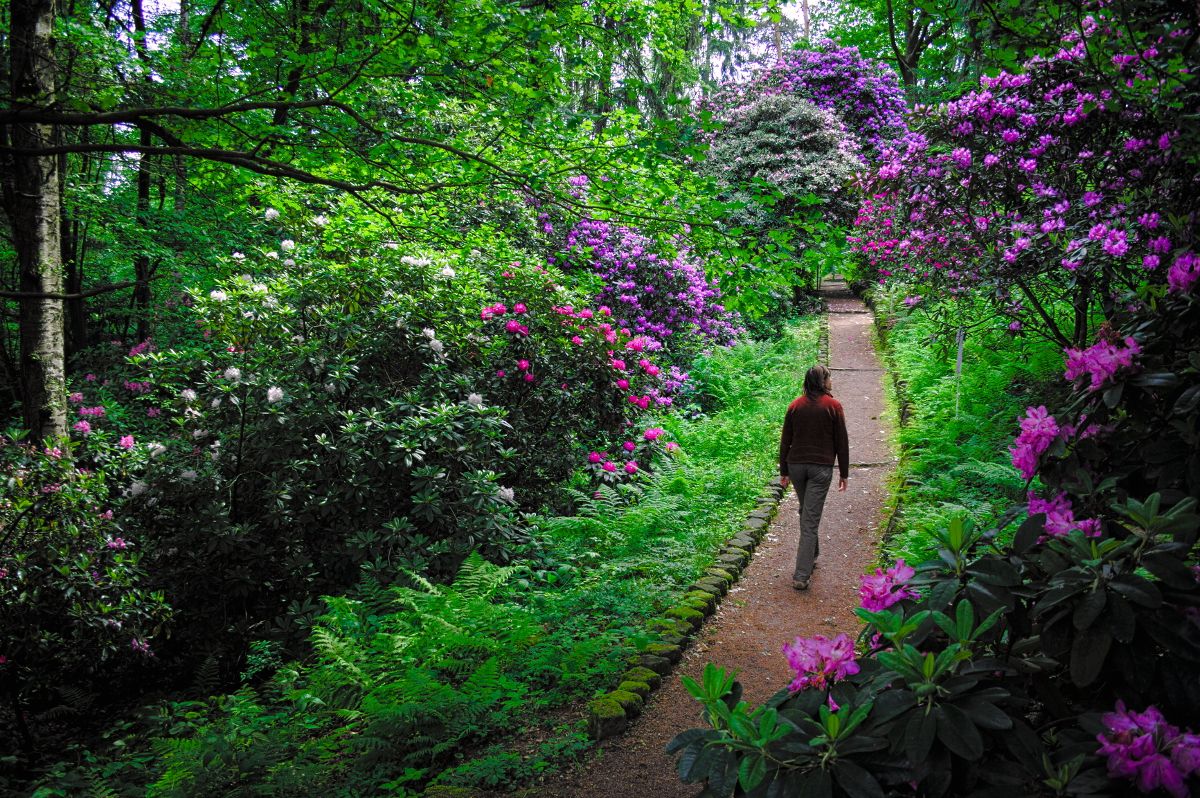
778 364 849 590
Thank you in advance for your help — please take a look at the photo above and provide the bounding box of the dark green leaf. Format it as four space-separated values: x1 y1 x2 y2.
1012 513 1045 554
832 759 885 798
1070 627 1112 687
935 704 983 760
905 709 936 764
1072 588 1107 630
1141 552 1198 590
1110 574 1162 608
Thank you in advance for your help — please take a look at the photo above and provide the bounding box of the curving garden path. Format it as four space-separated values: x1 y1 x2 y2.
541 281 898 798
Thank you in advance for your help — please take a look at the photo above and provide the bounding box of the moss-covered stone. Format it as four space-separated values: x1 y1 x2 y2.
609 688 644 717
633 653 674 674
691 577 727 596
684 590 718 611
643 641 683 663
587 697 627 740
706 567 734 584
717 551 748 570
665 605 706 629
622 665 662 690
749 509 773 520
743 516 768 533
730 535 756 550
421 788 483 798
646 617 692 638
658 631 686 647
618 680 652 698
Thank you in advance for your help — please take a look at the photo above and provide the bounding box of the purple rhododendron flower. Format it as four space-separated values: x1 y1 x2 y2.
1010 405 1059 480
1064 335 1141 391
1097 701 1200 798
782 632 860 693
859 558 918 611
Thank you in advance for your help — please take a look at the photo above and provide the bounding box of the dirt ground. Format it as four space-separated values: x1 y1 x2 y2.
538 282 897 798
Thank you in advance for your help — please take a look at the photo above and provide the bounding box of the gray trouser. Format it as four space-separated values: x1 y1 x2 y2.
788 463 833 581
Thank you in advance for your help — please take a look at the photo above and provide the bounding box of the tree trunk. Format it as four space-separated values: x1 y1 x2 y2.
9 0 67 442
132 0 153 344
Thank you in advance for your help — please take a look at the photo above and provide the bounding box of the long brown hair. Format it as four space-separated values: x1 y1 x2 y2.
803 364 831 399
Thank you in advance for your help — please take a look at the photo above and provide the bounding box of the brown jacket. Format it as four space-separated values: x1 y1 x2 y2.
779 393 849 480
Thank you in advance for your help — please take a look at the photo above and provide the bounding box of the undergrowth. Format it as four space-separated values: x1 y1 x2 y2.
875 295 1062 563
27 320 820 798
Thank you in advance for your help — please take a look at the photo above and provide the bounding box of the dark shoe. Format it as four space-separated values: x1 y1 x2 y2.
792 579 810 591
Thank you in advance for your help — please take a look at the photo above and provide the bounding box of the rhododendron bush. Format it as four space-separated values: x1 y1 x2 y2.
0 438 169 751
851 14 1199 346
695 44 906 322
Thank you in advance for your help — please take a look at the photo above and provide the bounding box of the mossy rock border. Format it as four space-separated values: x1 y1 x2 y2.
584 479 785 742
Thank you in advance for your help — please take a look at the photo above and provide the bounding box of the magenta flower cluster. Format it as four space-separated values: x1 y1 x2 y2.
1027 491 1101 538
563 219 741 353
859 559 918 612
1097 701 1200 798
782 632 860 693
1064 334 1142 391
1009 405 1059 481
852 16 1199 320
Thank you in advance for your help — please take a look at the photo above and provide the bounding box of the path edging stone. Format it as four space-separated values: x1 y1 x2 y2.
585 479 786 741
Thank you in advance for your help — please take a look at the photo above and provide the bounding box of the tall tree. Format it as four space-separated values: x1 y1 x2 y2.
4 0 66 440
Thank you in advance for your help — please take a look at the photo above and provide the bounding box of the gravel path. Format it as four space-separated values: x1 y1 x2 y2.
541 282 896 798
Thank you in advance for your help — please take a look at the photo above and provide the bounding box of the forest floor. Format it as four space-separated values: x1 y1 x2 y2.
539 281 898 798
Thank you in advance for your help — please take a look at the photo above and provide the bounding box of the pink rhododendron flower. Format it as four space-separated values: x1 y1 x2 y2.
1064 335 1141 391
73 420 92 436
587 451 602 464
623 441 636 452
1097 701 1200 798
859 559 918 612
666 441 679 452
517 359 530 371
601 461 617 472
107 537 128 550
1010 405 1059 480
1028 491 1100 538
624 461 638 474
644 428 663 441
495 370 506 378
616 378 629 390
119 435 135 450
68 392 83 404
1168 252 1199 294
782 633 860 693
523 373 535 382
513 303 527 313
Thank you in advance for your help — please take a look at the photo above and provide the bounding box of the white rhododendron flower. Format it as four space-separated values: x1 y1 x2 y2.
210 290 228 301
264 208 280 221
280 239 296 251
313 214 329 227
223 367 241 381
267 386 284 403
181 388 198 402
498 486 515 503
467 393 483 406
